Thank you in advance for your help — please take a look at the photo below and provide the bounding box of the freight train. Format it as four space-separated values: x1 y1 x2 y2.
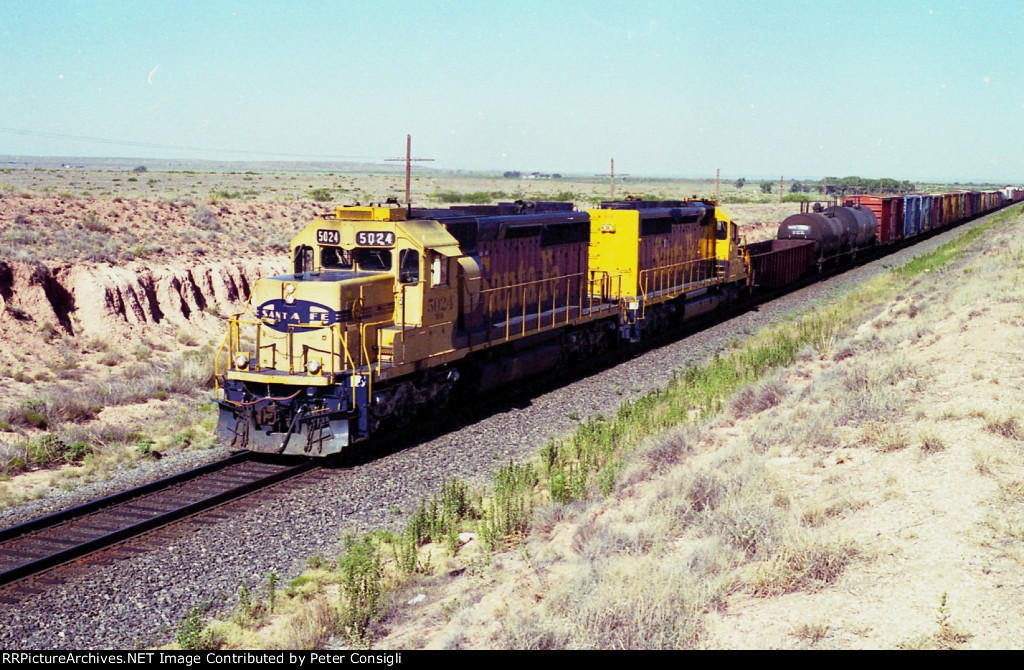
214 187 1021 456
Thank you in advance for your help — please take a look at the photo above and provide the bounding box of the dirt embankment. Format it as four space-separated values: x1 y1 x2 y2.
0 194 311 363
0 251 286 491
0 257 284 352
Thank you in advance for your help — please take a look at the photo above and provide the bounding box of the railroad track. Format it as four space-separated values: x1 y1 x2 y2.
0 452 316 588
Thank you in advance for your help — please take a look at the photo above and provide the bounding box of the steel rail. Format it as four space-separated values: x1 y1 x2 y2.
0 452 252 544
0 455 316 587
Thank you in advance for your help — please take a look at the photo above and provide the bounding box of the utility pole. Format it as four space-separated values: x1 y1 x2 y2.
595 158 629 200
716 168 720 203
385 134 434 205
779 175 784 204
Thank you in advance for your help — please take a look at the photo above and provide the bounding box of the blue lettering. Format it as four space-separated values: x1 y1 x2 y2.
258 299 340 332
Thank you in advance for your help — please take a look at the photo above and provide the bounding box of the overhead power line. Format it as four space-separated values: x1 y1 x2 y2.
0 127 380 161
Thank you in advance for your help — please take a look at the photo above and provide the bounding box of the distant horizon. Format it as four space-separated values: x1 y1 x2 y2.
0 153 1016 187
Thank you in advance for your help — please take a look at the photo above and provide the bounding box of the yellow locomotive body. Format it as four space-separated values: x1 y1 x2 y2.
588 200 744 341
215 200 743 456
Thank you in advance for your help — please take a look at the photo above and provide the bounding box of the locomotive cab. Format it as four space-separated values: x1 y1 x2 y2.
713 205 747 284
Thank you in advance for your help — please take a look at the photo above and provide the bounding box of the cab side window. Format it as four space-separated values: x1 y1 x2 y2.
399 249 419 284
431 254 448 287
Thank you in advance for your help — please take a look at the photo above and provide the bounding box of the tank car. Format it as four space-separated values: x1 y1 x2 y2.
777 201 878 268
844 195 897 244
826 203 877 249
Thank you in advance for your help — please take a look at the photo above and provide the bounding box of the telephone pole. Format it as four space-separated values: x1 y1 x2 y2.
386 134 434 205
595 158 629 200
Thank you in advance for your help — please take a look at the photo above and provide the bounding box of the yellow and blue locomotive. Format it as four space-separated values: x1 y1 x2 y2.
214 199 745 456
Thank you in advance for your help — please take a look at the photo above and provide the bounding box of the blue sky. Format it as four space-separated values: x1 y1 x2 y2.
1 1 1022 181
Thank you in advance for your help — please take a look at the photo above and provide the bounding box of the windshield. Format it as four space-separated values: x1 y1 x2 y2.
321 247 353 269
355 248 392 272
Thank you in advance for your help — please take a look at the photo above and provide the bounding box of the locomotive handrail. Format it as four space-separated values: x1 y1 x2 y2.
284 320 357 376
218 316 358 381
214 329 230 396
588 271 625 306
397 284 407 343
588 270 622 304
327 322 358 376
740 235 753 288
480 271 624 347
361 316 395 402
214 288 261 391
636 256 720 319
483 272 585 345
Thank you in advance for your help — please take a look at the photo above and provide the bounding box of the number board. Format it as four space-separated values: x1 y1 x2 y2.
316 229 341 245
355 231 396 247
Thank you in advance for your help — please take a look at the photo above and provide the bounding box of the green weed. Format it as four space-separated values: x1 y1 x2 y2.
479 461 536 547
337 535 385 644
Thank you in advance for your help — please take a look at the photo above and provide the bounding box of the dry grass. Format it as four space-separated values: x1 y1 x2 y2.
918 431 947 454
984 412 1024 440
860 421 910 452
791 620 831 645
275 596 339 650
749 531 857 596
498 556 714 650
728 373 790 419
0 344 220 488
897 593 974 650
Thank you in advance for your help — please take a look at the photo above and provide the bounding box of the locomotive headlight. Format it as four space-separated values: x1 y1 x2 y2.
233 353 250 370
306 359 322 374
284 283 296 305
